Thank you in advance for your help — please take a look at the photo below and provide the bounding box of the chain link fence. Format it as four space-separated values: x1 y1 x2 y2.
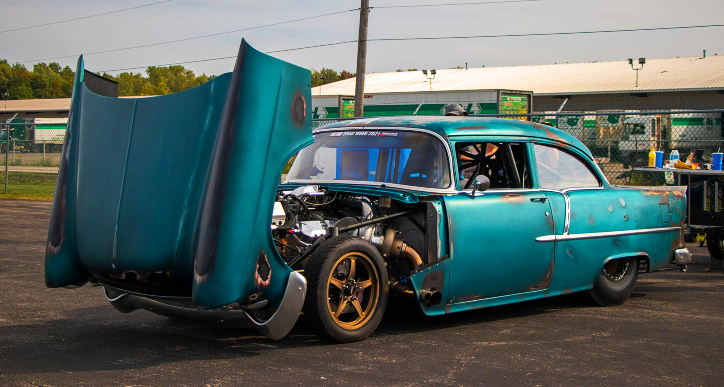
2 111 722 198
1 119 64 199
527 110 724 185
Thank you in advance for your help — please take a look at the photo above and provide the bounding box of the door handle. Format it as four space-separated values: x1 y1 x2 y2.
530 197 548 203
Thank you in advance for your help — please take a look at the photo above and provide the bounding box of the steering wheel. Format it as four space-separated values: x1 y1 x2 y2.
457 144 498 189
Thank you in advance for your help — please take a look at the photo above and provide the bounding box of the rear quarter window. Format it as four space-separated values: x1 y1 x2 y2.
534 144 600 190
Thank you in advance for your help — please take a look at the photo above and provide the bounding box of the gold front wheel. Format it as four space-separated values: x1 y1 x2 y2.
303 236 388 343
326 252 380 330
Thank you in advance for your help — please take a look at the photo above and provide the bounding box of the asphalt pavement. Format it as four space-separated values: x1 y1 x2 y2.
1 198 723 386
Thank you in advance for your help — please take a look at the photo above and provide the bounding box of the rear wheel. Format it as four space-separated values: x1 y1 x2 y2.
587 257 639 306
303 235 388 343
706 232 724 260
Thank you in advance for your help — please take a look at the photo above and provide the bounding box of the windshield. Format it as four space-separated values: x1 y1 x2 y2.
285 130 451 189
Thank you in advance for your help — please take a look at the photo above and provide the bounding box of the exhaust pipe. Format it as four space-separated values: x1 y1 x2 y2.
389 277 414 296
419 288 442 306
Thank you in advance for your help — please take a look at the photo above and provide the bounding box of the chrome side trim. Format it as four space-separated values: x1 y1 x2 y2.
561 187 604 192
562 192 571 235
104 271 307 340
536 227 681 242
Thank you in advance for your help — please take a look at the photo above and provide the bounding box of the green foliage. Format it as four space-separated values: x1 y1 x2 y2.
102 65 217 96
0 59 217 99
1 58 348 99
0 60 73 99
311 68 355 88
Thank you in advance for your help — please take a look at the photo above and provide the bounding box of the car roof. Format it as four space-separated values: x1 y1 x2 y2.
316 116 592 158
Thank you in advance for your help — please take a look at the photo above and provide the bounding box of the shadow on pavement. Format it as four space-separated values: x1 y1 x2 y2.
1 290 597 375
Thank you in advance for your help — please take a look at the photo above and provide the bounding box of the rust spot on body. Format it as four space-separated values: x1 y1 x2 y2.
589 215 594 225
503 193 525 203
291 93 306 127
456 294 486 303
422 270 445 293
526 257 555 291
255 251 272 289
529 122 570 144
458 125 488 130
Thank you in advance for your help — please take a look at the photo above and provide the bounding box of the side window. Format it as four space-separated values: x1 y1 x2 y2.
534 145 600 189
455 142 531 189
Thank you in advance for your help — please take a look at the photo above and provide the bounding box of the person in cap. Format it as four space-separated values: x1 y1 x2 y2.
443 103 468 116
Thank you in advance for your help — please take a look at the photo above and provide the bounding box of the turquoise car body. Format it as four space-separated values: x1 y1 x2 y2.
315 117 687 317
45 40 687 339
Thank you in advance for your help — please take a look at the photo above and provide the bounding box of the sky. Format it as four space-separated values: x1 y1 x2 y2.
3 0 724 77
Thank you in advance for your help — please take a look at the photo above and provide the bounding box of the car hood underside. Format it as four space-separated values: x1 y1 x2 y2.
45 39 313 309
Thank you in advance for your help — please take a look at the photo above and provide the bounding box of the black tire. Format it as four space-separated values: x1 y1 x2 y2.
706 233 724 260
302 235 388 343
587 257 639 307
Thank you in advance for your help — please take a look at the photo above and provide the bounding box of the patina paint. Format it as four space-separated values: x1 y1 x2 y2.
45 40 312 310
443 191 555 303
543 188 686 291
45 56 88 287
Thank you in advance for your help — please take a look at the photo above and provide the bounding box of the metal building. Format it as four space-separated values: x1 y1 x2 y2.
313 54 724 112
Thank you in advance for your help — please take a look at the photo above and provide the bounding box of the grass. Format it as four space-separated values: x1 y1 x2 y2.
0 172 57 200
1 159 60 168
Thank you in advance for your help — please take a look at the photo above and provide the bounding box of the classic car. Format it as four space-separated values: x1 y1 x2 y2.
45 40 691 343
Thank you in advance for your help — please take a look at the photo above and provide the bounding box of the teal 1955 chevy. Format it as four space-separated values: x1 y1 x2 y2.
45 40 691 343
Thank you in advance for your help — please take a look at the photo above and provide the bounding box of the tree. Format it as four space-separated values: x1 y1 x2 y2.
0 60 75 100
311 68 355 87
7 63 34 100
102 66 217 96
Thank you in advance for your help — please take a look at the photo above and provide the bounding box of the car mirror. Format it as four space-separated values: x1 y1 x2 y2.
471 175 490 197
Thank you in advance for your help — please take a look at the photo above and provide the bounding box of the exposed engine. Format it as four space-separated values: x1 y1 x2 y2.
271 185 438 302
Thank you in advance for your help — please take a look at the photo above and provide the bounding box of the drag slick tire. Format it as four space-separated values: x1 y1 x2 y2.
302 235 388 343
706 232 724 261
588 257 639 307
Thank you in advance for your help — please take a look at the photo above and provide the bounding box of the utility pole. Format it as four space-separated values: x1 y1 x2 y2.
353 0 369 117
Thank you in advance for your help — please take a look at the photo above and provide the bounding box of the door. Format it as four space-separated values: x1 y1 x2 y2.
445 192 556 302
445 140 555 303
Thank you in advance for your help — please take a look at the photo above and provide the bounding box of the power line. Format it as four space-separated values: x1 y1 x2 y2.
373 0 542 9
19 0 537 63
98 41 358 72
0 0 174 34
96 23 724 73
368 23 724 41
19 8 360 64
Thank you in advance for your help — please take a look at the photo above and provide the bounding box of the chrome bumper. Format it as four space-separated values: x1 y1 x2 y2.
673 248 692 265
104 271 307 340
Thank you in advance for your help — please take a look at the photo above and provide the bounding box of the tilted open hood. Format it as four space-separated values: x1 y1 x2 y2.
45 40 313 309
